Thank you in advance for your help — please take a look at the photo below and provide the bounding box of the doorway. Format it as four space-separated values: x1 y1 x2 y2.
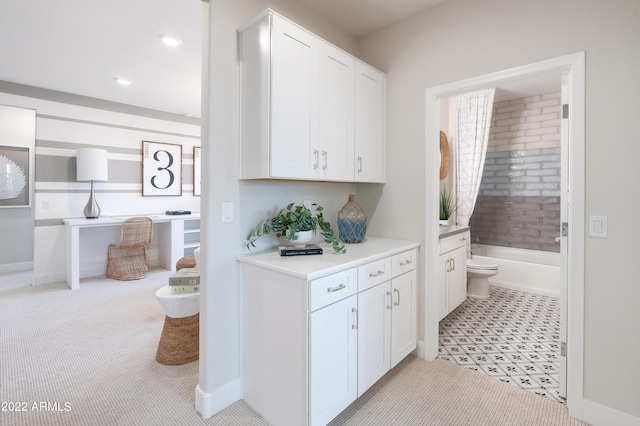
423 53 585 413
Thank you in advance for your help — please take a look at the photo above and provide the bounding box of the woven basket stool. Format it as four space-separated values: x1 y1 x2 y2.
155 286 199 365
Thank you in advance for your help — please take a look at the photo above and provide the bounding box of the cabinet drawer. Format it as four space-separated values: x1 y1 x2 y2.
392 249 417 277
358 258 391 292
310 268 358 311
439 233 468 255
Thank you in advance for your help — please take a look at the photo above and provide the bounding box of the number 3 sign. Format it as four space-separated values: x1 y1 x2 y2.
142 141 182 196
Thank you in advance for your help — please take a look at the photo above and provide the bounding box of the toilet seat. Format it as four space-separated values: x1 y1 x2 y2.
467 262 498 271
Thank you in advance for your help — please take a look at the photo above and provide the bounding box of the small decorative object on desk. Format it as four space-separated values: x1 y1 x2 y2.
169 267 200 286
279 244 323 257
338 195 367 243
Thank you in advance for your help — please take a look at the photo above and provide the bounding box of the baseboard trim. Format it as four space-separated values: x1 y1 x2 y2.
33 271 65 286
414 340 426 360
196 379 242 419
582 398 640 426
0 261 33 274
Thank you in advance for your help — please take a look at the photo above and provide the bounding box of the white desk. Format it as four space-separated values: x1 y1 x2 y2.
63 213 200 290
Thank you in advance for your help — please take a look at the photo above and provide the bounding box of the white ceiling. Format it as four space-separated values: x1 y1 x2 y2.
0 0 557 119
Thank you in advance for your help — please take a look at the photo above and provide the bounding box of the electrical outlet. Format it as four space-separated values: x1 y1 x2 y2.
42 201 51 210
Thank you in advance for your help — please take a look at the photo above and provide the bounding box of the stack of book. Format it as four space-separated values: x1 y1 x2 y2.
169 267 200 294
279 244 323 257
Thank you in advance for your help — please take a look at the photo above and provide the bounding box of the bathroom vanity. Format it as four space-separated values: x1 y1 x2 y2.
438 226 469 320
238 237 419 426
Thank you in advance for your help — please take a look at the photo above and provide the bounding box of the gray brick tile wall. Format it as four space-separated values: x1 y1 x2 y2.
470 91 562 253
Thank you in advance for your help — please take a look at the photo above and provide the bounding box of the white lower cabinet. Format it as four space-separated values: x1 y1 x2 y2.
310 295 358 426
438 232 468 321
239 238 419 426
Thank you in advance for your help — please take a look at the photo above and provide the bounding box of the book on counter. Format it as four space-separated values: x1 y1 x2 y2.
170 284 200 295
169 267 200 286
279 244 323 257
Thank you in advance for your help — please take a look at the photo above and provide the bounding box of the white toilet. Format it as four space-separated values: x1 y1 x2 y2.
466 260 498 299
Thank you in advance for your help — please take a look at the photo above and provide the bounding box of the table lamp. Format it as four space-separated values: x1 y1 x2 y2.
76 148 108 219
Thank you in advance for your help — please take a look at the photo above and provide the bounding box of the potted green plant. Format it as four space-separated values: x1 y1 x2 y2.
246 202 346 253
439 186 456 225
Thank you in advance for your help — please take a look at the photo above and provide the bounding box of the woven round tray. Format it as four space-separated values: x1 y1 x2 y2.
440 131 450 180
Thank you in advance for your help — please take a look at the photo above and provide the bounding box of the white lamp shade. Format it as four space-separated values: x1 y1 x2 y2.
76 148 108 182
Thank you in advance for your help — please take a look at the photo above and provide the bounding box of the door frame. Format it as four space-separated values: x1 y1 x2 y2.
422 52 585 416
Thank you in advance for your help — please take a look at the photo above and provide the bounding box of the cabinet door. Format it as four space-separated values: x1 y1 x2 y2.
309 295 357 426
318 43 354 181
437 253 449 321
357 282 390 396
270 16 318 179
448 246 467 313
391 269 417 367
354 61 385 183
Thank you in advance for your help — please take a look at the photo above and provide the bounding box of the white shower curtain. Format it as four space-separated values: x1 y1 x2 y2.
455 88 495 226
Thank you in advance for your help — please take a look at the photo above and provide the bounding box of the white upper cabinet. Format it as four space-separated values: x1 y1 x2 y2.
239 10 385 183
355 62 386 183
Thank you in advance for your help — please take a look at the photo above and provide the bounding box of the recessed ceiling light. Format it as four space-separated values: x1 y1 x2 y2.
115 78 131 86
161 35 182 46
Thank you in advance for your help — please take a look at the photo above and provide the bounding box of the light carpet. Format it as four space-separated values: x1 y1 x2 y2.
0 270 585 425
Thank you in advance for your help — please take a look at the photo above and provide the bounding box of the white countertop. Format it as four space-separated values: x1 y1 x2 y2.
237 236 420 280
439 225 469 239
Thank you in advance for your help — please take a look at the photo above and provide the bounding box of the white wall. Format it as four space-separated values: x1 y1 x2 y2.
357 0 640 422
199 0 361 417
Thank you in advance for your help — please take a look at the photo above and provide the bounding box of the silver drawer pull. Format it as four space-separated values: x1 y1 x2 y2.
352 307 358 329
400 259 412 266
369 270 385 278
327 283 346 293
394 288 400 307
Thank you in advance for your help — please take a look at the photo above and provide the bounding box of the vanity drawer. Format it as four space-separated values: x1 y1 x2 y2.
358 258 392 292
439 232 468 255
392 249 417 277
309 268 358 311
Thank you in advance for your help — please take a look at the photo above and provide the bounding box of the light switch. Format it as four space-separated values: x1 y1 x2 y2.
589 215 607 238
222 202 234 223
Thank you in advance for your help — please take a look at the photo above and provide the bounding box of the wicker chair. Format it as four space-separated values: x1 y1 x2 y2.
106 217 153 280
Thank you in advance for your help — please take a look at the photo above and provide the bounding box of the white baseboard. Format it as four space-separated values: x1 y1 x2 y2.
581 398 640 426
414 340 426 360
196 379 242 419
33 271 65 286
0 261 33 274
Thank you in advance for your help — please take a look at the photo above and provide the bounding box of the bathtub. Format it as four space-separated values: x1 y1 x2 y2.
470 244 561 298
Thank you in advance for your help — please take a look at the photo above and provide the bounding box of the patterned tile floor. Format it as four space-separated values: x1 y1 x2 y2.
439 285 565 403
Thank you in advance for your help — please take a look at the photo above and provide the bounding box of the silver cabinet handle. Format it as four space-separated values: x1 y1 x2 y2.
327 283 346 293
322 150 327 170
357 156 362 173
446 258 451 272
352 307 358 329
394 288 400 307
400 259 412 266
313 149 319 170
369 270 385 278
451 258 455 271
386 291 392 310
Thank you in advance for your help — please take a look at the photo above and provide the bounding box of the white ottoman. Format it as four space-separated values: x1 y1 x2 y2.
155 286 199 365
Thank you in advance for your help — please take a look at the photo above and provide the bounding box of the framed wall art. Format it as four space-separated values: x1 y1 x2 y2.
193 146 201 196
0 145 30 208
142 141 182 196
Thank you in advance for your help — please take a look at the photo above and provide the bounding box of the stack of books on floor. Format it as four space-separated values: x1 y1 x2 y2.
279 244 323 256
169 267 200 294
